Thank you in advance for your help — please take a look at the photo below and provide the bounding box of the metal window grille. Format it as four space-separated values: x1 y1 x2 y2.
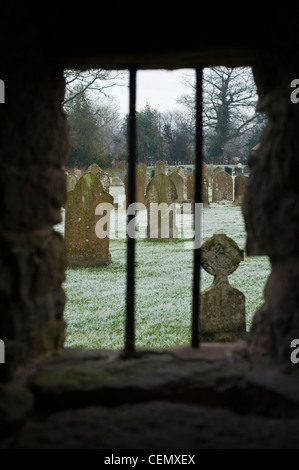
124 67 203 355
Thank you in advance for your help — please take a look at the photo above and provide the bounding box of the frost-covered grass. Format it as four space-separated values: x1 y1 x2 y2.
57 186 271 349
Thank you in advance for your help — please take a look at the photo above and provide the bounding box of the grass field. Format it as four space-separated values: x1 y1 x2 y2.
56 186 271 349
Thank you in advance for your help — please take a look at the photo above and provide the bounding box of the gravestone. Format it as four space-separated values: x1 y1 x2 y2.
187 171 195 200
111 176 124 186
169 171 184 203
66 174 78 193
234 174 248 205
145 173 178 240
207 164 214 185
87 163 101 176
154 160 166 176
212 166 224 179
225 166 232 176
124 168 146 208
186 170 209 207
73 169 82 179
137 163 149 182
235 167 243 176
200 233 247 342
87 163 110 192
212 171 233 202
202 162 208 180
65 173 114 267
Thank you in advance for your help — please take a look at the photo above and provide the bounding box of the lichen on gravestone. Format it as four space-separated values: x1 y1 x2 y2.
200 233 247 342
145 173 178 240
65 172 114 267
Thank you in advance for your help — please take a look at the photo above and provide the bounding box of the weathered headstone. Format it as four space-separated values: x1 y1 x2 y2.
137 163 149 182
154 160 166 176
212 166 224 178
124 168 146 208
187 171 195 200
145 174 178 240
66 174 78 193
169 171 184 203
234 174 248 205
212 171 233 202
202 162 208 180
65 173 114 267
87 163 110 192
73 169 82 180
200 233 247 341
207 164 214 185
235 167 243 176
87 163 101 176
111 176 124 186
186 170 209 207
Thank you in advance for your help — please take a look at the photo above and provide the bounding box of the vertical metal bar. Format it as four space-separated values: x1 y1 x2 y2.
191 67 203 348
125 68 137 355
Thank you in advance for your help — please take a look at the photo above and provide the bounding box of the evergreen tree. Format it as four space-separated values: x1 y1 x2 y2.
66 88 102 168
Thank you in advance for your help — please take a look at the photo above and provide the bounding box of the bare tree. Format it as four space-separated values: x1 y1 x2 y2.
179 67 261 163
63 69 126 112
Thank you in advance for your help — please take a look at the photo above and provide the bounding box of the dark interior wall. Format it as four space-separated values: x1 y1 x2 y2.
0 5 289 69
0 62 68 380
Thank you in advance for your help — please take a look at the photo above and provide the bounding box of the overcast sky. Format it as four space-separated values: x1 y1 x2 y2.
109 69 194 117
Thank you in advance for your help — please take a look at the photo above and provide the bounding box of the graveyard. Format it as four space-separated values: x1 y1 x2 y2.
59 165 271 349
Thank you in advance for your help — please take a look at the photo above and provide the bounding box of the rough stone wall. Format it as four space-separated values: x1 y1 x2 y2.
243 54 299 371
0 63 68 380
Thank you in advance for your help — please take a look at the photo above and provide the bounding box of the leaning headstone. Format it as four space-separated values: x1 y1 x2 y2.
145 174 178 240
200 233 247 342
65 173 114 267
212 171 233 202
169 171 184 203
124 168 146 208
154 160 166 176
234 174 248 205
